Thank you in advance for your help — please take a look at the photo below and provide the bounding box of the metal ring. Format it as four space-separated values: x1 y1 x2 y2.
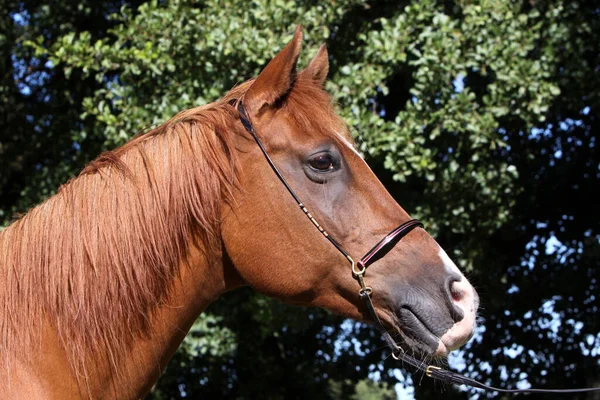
352 260 365 277
391 347 404 360
358 286 373 296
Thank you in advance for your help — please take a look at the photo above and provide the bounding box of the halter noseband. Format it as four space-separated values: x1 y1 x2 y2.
237 100 600 395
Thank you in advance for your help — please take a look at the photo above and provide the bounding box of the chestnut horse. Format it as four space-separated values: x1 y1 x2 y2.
0 27 478 399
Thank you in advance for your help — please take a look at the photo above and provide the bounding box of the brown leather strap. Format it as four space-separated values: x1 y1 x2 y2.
358 219 423 270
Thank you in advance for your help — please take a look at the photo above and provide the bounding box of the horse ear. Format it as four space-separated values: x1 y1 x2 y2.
244 25 303 116
300 44 329 87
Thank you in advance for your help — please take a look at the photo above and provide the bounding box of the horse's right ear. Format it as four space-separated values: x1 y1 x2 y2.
244 25 303 116
300 44 329 87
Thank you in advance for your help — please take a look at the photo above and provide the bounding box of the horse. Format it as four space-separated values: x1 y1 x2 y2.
0 26 478 399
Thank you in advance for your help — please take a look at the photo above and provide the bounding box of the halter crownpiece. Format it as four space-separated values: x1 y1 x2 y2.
236 99 600 395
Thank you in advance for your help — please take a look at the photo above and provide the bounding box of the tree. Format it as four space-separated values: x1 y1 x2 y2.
2 0 598 398
1 0 145 222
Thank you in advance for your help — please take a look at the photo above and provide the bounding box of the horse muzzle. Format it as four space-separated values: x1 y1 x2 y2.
387 274 479 357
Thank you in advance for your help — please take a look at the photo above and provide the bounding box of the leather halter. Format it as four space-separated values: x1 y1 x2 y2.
237 100 600 395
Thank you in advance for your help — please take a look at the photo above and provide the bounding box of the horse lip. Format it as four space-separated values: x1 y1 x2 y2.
396 307 441 353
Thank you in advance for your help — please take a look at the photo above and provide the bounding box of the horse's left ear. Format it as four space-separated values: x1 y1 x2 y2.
244 25 303 116
300 44 329 87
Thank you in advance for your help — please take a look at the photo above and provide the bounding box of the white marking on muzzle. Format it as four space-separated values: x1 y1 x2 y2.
438 247 463 277
436 246 478 354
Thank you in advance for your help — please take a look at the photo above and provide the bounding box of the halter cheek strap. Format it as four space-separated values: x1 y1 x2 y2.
237 100 600 395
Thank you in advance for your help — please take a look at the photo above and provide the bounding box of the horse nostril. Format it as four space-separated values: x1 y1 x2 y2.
450 282 464 302
446 277 465 322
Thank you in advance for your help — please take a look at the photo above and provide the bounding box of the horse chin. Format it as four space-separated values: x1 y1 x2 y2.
393 308 449 358
392 309 477 359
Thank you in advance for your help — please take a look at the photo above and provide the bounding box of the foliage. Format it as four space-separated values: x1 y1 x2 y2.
2 0 599 398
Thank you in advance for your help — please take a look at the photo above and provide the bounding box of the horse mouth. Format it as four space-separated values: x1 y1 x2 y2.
395 307 444 356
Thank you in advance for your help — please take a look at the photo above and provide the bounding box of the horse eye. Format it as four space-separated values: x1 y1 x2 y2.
308 153 335 172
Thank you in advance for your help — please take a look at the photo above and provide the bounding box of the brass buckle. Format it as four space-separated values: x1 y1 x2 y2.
426 365 441 378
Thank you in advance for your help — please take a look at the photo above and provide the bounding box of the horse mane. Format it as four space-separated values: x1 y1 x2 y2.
0 73 350 376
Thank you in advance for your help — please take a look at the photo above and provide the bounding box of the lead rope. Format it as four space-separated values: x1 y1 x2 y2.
236 100 600 395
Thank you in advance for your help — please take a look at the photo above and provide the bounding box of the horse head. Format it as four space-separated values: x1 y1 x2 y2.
221 26 479 357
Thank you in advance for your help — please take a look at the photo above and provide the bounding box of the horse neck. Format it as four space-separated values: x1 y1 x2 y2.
0 246 236 399
0 111 245 397
88 247 233 398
